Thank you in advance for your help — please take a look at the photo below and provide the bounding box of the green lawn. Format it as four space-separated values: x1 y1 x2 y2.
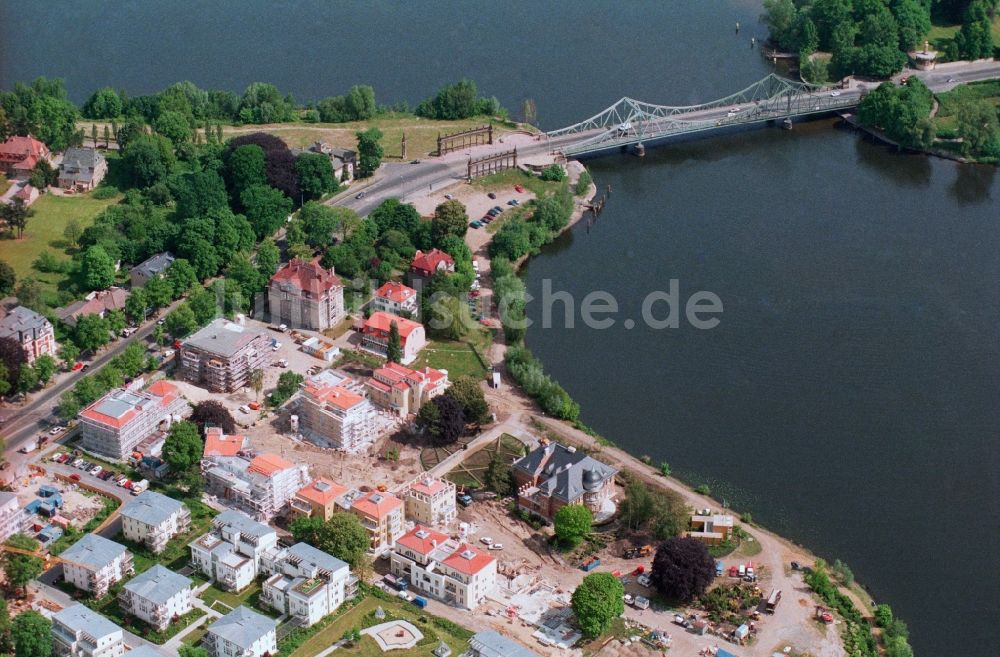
198 580 276 617
413 332 491 380
287 594 471 657
471 168 563 197
928 16 1000 43
0 190 120 300
443 433 527 489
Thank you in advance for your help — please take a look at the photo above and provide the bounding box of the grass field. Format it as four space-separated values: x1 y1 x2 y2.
933 79 1000 142
471 168 561 197
928 16 1000 43
0 190 120 298
413 331 491 380
199 580 265 612
440 433 527 489
287 594 471 657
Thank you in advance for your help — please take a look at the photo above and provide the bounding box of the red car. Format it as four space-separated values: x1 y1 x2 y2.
514 185 524 193
72 362 84 371
69 474 81 482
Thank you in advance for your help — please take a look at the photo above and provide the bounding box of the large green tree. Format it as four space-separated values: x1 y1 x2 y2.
154 110 192 145
289 512 370 568
431 199 469 246
955 0 995 60
651 537 716 602
2 534 44 594
386 320 402 364
162 420 203 474
123 134 176 187
445 376 490 423
81 244 116 290
0 260 16 295
241 184 292 238
226 144 268 197
296 152 339 201
956 98 1000 156
355 128 384 178
74 314 112 352
10 610 51 657
571 573 625 638
82 87 124 119
554 504 593 548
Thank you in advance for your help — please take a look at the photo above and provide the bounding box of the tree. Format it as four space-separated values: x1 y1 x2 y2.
225 132 299 199
190 400 237 434
166 303 198 337
154 110 191 145
0 260 15 295
289 512 370 568
296 152 338 201
418 79 480 119
163 420 202 473
554 504 593 548
225 144 268 197
484 451 513 495
10 610 50 657
539 164 567 182
166 258 200 296
270 371 304 406
427 394 465 445
445 376 490 423
651 537 716 602
875 603 894 627
82 87 124 119
761 0 801 51
179 646 210 657
170 170 229 219
1 197 33 239
0 596 11 654
29 159 57 189
57 342 80 368
2 534 44 594
955 0 994 60
103 125 111 148
144 274 174 309
74 313 111 352
63 218 83 248
386 320 402 363
571 573 624 638
241 184 292 239
256 238 280 277
431 200 469 246
81 244 117 290
892 0 931 50
0 337 26 394
355 128 384 178
124 287 148 324
33 354 56 385
956 98 1000 156
123 134 175 187
249 369 264 401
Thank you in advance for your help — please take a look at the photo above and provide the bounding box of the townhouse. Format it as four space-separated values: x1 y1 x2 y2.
189 510 278 592
403 474 457 527
118 564 193 631
60 534 134 597
260 542 357 627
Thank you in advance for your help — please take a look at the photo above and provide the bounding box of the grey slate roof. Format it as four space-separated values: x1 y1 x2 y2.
467 631 540 657
215 509 274 539
0 305 51 340
208 605 276 649
133 252 175 278
61 533 128 570
120 490 184 527
123 564 191 604
59 147 105 184
183 319 268 358
513 443 617 503
287 542 349 575
53 603 122 639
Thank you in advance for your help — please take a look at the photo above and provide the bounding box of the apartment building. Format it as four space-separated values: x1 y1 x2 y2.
205 606 277 657
0 305 56 364
366 362 449 416
296 370 381 452
373 281 418 318
268 258 345 331
512 442 618 522
52 604 124 657
463 631 540 657
203 426 249 458
119 491 191 554
204 452 310 521
60 534 134 597
390 526 497 610
189 510 278 592
403 474 457 527
290 478 351 521
0 492 29 543
350 491 404 553
179 319 273 392
118 565 193 631
78 380 188 461
260 542 356 627
360 312 426 365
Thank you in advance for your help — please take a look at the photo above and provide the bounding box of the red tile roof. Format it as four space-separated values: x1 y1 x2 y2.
375 281 417 304
364 312 422 339
0 136 49 171
351 491 403 520
203 427 247 458
396 525 449 556
410 249 454 277
410 476 448 496
296 478 349 507
248 453 295 476
270 258 342 296
441 543 495 576
302 379 366 411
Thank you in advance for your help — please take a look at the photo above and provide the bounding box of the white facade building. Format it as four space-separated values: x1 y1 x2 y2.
189 510 278 592
260 542 357 627
0 492 28 543
390 526 497 610
204 452 310 521
52 604 124 657
119 491 191 554
404 474 457 527
296 370 381 453
118 565 193 631
205 606 277 657
60 534 134 597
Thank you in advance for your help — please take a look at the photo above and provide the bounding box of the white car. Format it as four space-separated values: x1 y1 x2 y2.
49 426 65 435
726 111 737 118
480 536 494 545
239 405 251 414
829 91 841 97
488 543 504 550
444 194 454 200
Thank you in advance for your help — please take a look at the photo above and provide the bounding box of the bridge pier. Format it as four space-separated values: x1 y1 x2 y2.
634 142 645 157
782 118 793 130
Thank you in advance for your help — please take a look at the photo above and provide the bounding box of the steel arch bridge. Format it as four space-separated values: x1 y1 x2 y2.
547 74 859 157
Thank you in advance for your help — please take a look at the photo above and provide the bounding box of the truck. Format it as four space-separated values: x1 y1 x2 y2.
766 589 782 613
384 573 408 591
412 596 428 609
456 493 473 507
580 557 601 572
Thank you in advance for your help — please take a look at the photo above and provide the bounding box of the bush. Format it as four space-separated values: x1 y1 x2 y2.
574 170 592 196
505 345 580 420
91 185 119 199
539 164 566 182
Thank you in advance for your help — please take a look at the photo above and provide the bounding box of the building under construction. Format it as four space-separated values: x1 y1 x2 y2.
179 318 272 392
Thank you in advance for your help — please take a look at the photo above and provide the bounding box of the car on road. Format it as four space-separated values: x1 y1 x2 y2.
480 536 493 545
487 192 497 199
49 426 64 435
72 362 84 371
947 77 956 83
355 191 366 199
81 364 90 372
156 318 166 325
829 91 841 97
411 159 421 164
726 111 737 118
444 194 454 200
69 473 81 482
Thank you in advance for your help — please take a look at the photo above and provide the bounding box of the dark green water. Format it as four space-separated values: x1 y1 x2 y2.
2 2 998 655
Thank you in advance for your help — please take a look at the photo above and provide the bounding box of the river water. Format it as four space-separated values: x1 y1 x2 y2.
2 2 997 655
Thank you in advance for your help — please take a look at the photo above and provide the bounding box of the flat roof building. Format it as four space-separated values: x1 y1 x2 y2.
79 381 188 461
180 319 273 392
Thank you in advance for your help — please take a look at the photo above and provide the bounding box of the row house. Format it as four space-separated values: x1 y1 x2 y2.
295 370 381 453
189 510 278 592
55 287 129 328
60 534 134 598
512 442 618 522
260 542 356 627
360 312 426 365
78 380 188 461
118 564 193 631
179 318 273 392
52 604 124 657
205 606 277 657
403 474 457 527
268 258 345 331
350 490 404 553
390 526 497 610
291 477 352 521
204 452 310 521
373 281 418 318
366 362 449 417
119 490 191 554
0 492 29 543
0 305 56 364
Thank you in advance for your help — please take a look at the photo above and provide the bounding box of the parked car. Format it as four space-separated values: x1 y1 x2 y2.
469 221 482 229
488 543 504 550
49 426 65 435
355 191 366 199
69 473 81 482
89 466 103 477
479 536 493 545
487 192 497 199
444 194 454 200
514 184 524 193
239 405 251 414
99 471 114 481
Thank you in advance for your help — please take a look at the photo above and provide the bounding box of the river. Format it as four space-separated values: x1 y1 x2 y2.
2 2 998 656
